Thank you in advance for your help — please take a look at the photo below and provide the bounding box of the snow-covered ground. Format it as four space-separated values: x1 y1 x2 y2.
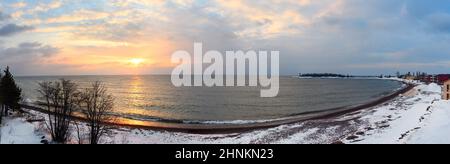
407 100 450 144
347 83 444 144
1 81 449 144
0 114 45 144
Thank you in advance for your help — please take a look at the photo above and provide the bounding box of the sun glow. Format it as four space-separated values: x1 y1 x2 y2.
129 58 145 66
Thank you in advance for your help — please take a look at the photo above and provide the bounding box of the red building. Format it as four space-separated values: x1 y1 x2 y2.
436 74 450 85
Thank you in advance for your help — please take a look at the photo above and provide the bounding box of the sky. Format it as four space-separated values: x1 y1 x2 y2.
0 0 450 76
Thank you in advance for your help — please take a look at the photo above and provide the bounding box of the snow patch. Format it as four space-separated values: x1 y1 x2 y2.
417 83 442 93
1 117 42 144
407 100 450 144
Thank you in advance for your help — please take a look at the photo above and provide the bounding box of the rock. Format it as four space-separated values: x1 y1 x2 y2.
379 124 390 128
40 140 49 144
356 132 365 136
331 141 345 144
366 127 375 131
346 135 359 140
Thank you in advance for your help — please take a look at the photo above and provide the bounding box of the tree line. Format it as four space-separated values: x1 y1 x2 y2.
0 66 115 144
0 66 22 124
299 73 353 78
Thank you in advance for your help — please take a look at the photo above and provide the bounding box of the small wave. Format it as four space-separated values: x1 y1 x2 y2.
114 113 293 125
183 117 292 125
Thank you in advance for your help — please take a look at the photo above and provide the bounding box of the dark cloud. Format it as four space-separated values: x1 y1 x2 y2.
0 42 60 58
0 24 34 37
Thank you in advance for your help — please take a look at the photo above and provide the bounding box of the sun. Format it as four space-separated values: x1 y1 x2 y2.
129 58 145 66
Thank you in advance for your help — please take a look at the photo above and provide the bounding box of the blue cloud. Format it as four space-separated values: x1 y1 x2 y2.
425 13 450 33
0 11 10 21
0 24 34 37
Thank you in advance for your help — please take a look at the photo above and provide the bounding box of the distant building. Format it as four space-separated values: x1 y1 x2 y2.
405 75 415 81
443 80 450 100
436 74 450 85
420 75 435 84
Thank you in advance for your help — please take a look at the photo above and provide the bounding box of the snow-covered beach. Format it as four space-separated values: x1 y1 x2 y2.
1 80 449 144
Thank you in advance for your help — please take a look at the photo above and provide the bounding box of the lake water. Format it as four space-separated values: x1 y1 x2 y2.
16 75 403 124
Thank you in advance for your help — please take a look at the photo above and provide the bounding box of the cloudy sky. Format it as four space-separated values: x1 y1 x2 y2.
0 0 450 76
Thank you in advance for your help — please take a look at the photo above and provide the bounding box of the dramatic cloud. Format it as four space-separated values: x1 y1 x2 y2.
0 24 34 37
29 0 62 13
46 9 110 23
0 42 59 58
1 0 450 75
11 2 27 8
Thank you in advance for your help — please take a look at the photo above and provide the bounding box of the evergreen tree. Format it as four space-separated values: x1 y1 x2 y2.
0 66 22 116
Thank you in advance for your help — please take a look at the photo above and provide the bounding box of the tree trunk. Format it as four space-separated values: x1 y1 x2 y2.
4 106 8 116
0 105 3 124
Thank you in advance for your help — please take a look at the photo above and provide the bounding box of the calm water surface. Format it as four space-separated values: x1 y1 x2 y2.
16 75 403 124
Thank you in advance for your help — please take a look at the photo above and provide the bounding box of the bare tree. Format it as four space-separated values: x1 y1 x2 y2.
73 120 87 144
37 79 79 143
79 81 114 144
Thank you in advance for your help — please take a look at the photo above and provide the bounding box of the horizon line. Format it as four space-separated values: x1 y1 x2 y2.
15 73 403 77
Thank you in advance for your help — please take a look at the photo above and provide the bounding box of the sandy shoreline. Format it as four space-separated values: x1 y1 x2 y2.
18 80 415 134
